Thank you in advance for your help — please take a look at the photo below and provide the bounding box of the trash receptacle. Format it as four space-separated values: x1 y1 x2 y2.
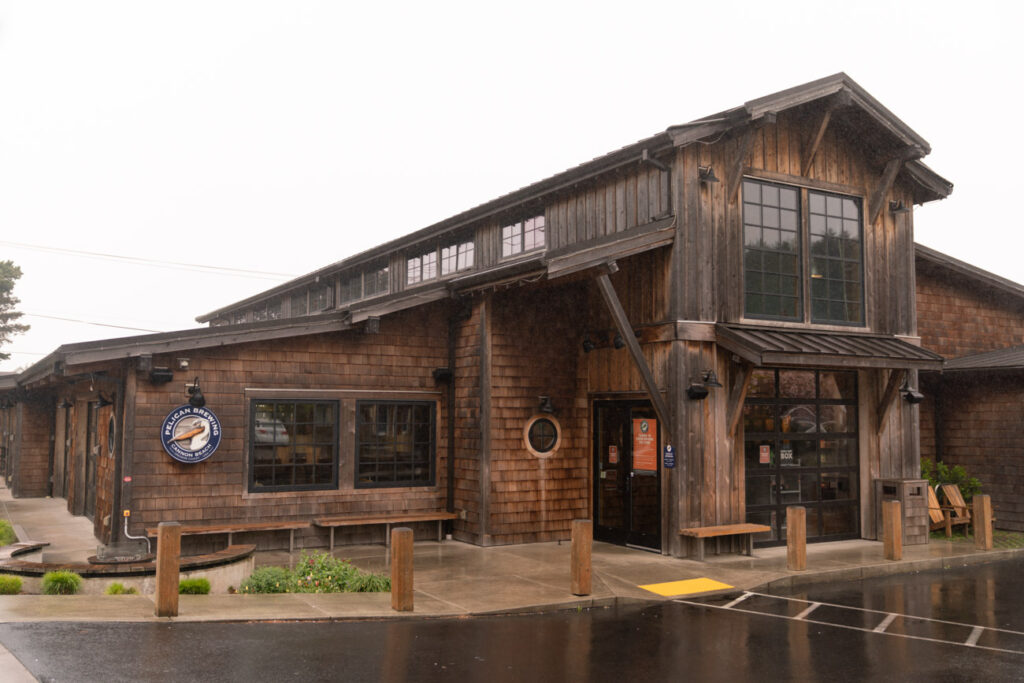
874 478 929 545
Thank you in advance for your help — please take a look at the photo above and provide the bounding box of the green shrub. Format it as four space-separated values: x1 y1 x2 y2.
104 582 138 595
0 575 22 595
240 566 293 594
922 458 982 501
0 520 16 547
178 578 211 595
42 571 83 595
241 552 390 595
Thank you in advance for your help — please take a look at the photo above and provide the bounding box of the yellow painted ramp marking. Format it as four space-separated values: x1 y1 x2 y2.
639 578 733 596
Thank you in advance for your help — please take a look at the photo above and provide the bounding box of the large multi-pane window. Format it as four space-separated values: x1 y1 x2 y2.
309 283 334 312
743 369 859 546
249 400 338 492
743 179 864 325
501 215 545 257
363 265 389 298
355 401 435 488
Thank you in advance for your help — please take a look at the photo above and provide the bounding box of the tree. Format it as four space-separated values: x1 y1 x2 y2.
0 260 29 362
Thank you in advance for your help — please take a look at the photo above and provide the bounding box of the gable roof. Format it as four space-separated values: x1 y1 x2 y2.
197 72 952 323
915 243 1024 301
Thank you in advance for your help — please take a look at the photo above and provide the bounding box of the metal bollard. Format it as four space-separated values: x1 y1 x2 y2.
571 519 592 596
155 522 182 617
391 527 414 612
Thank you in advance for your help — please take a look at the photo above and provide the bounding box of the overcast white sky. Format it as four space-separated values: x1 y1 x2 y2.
0 0 1020 372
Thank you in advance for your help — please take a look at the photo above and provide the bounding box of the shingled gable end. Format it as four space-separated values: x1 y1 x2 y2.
3 74 964 558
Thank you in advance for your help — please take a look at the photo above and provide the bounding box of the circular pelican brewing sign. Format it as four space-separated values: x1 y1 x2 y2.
160 404 222 464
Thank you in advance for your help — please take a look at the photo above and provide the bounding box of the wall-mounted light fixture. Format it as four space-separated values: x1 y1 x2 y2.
613 333 626 349
432 367 453 384
96 392 114 408
187 377 206 408
582 334 596 353
889 200 911 215
698 166 720 184
899 378 924 404
177 358 190 370
59 398 73 409
686 369 723 400
538 395 555 414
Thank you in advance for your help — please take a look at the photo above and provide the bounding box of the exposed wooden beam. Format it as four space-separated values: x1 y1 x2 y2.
595 268 673 443
875 368 906 432
867 146 925 226
726 361 755 438
726 127 755 204
801 109 832 177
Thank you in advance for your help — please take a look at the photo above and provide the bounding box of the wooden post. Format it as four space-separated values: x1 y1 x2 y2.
973 494 993 551
154 522 181 617
882 500 902 561
390 526 414 612
786 507 806 571
571 519 592 596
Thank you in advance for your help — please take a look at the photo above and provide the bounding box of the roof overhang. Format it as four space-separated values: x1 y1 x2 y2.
717 324 944 371
943 345 1024 373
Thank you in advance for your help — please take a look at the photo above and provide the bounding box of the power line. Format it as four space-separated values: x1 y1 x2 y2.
0 240 298 280
23 312 165 333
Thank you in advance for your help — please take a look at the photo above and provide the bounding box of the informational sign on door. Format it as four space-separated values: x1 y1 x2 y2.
608 445 619 464
633 418 657 472
759 445 771 465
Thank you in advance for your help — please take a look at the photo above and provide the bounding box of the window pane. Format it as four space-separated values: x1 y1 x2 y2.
250 400 336 492
809 190 864 325
743 180 801 321
748 369 776 398
356 401 435 487
779 370 815 398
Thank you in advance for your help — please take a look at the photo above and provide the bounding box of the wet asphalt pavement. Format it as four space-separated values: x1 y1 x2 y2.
3 558 1023 682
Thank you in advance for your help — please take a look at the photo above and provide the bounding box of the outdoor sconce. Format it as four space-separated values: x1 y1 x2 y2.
187 377 206 408
698 166 720 183
900 379 924 404
432 367 453 383
97 393 114 408
538 396 555 414
149 368 174 385
59 398 72 409
582 335 596 353
613 333 626 349
889 200 911 215
686 370 723 400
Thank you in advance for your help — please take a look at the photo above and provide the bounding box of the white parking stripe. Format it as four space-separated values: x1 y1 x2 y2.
674 592 1024 657
874 613 898 633
794 602 821 620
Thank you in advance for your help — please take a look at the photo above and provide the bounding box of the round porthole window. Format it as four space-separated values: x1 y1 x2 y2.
524 414 561 457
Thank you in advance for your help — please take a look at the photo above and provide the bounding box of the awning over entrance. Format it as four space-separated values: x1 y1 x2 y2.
716 324 943 371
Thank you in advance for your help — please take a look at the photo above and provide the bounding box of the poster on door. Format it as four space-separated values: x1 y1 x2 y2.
632 418 657 472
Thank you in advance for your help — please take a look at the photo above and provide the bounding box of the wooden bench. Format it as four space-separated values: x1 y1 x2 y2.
314 511 458 550
146 521 310 553
679 523 772 561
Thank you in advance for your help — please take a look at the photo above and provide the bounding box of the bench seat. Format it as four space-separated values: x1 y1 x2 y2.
314 511 458 549
679 523 771 561
146 521 310 553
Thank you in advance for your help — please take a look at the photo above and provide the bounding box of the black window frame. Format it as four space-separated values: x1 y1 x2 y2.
742 178 865 326
248 398 339 493
355 400 436 489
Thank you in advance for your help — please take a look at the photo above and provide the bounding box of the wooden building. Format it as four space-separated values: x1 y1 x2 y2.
0 74 955 557
915 245 1024 531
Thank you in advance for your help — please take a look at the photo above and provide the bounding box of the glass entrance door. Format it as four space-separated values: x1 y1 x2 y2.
743 369 859 546
593 401 660 550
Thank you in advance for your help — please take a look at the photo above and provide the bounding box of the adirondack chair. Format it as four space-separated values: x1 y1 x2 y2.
939 483 994 537
927 485 969 537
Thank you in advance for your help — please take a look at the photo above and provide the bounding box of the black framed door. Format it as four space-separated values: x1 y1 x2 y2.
593 400 661 550
743 368 860 546
84 402 98 521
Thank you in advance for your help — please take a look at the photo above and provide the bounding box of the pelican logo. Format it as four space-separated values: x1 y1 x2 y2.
160 404 222 464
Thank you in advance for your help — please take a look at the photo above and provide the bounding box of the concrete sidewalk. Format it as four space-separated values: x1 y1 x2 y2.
1 486 1021 624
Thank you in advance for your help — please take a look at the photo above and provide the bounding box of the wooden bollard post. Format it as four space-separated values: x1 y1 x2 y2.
787 506 806 571
882 499 902 561
391 527 414 612
155 522 182 617
571 519 592 596
974 494 993 550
